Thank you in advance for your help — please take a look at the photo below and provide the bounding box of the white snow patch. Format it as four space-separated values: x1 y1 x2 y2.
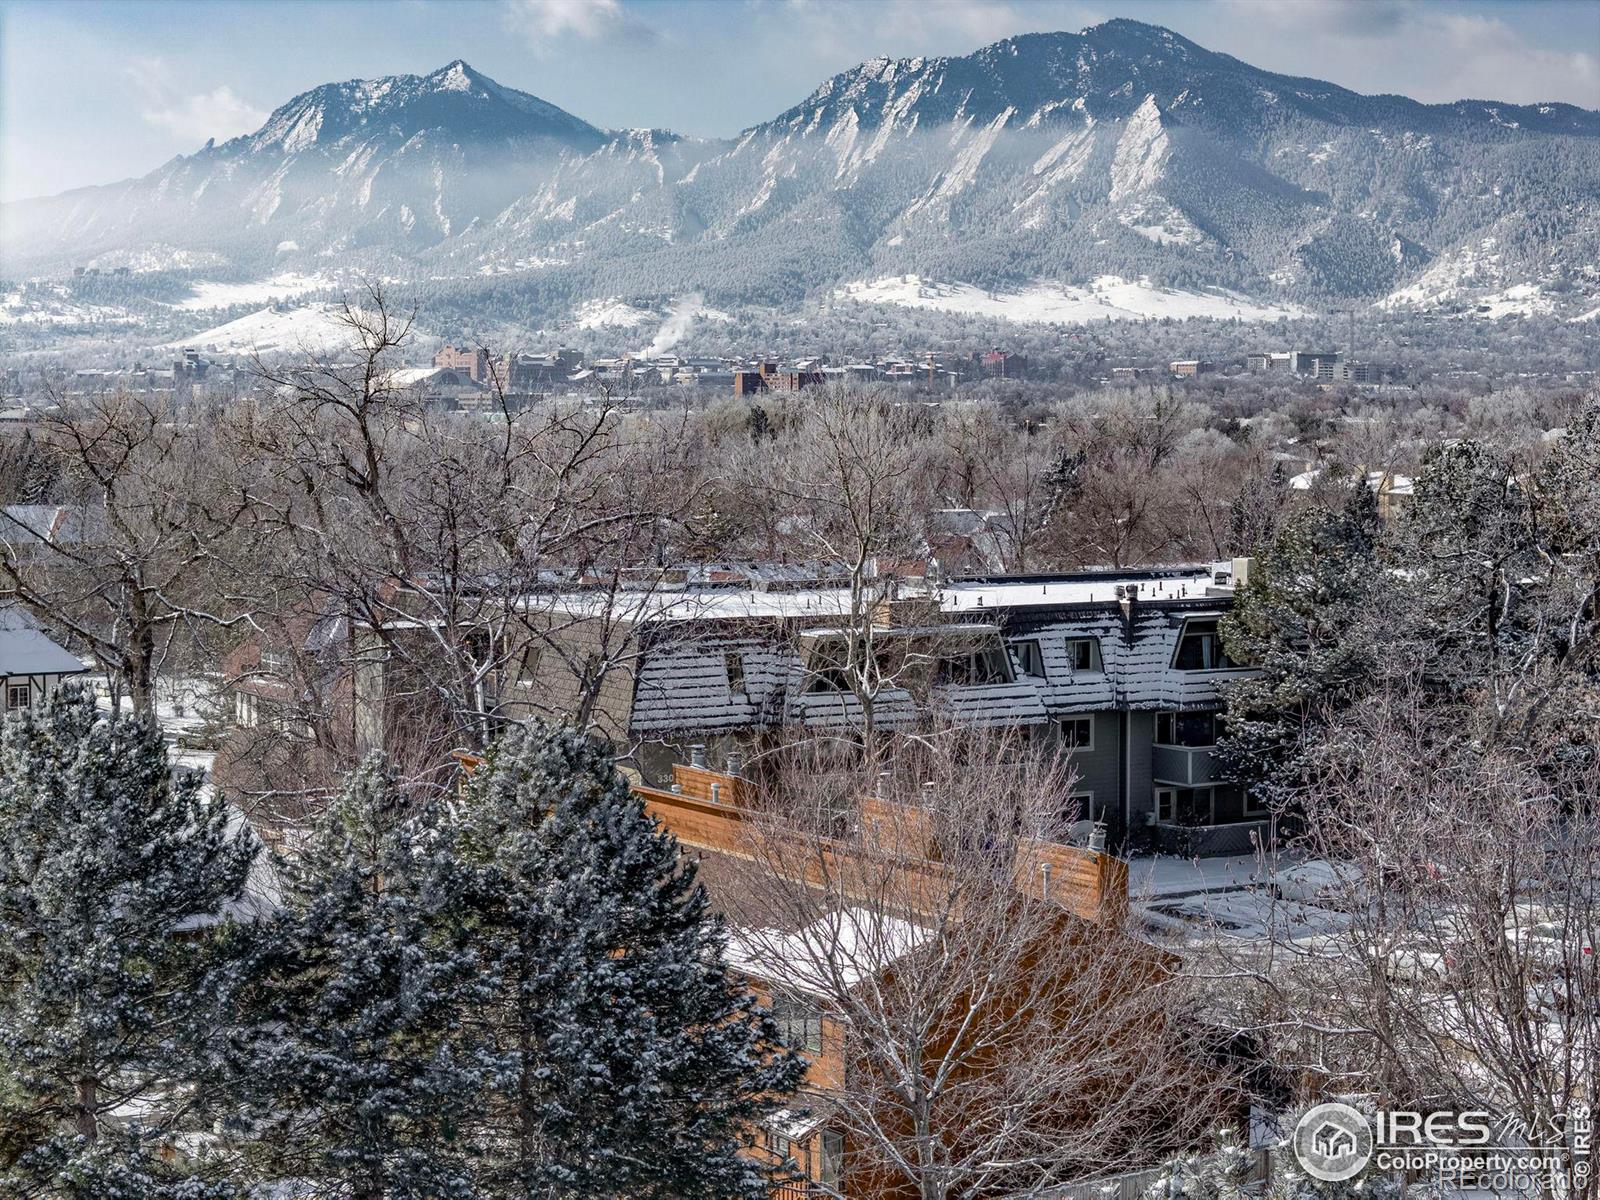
86 245 229 273
1468 283 1556 319
727 907 932 995
0 287 134 327
173 273 333 312
834 274 1304 325
575 297 656 330
1109 95 1168 203
168 304 360 354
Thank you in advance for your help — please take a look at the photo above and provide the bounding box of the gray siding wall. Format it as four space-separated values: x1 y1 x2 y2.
1125 711 1157 830
1041 712 1120 823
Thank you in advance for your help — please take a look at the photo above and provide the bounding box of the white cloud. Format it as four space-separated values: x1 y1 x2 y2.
774 0 1098 62
126 57 268 147
1213 0 1599 108
502 0 659 49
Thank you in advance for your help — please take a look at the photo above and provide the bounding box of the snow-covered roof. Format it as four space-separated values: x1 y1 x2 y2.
726 906 933 995
0 627 87 677
622 568 1245 735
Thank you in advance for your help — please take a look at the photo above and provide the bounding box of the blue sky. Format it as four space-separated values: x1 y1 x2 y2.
2 0 1596 202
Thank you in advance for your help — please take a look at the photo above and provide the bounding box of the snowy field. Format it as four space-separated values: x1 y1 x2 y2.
172 273 335 312
166 303 363 354
833 274 1307 325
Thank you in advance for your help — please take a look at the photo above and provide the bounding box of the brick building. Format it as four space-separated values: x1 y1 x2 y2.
432 344 492 383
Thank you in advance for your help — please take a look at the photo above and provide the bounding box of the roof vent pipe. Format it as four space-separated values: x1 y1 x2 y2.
726 750 744 777
689 743 707 768
1040 862 1053 900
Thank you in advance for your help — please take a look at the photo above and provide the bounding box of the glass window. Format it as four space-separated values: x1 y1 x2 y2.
1065 638 1102 672
1010 639 1046 679
805 647 852 693
1155 786 1215 825
772 994 824 1053
1156 711 1219 747
6 683 30 710
820 1130 845 1188
805 640 886 693
936 644 1011 686
517 644 542 687
1066 791 1102 822
1060 716 1094 751
1173 620 1238 671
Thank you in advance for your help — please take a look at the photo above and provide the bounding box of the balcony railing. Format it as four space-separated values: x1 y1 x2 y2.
1151 743 1221 787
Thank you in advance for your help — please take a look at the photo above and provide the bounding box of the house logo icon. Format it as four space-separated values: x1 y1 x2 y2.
1292 1103 1373 1181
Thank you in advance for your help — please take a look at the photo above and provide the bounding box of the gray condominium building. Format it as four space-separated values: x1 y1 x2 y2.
506 558 1266 857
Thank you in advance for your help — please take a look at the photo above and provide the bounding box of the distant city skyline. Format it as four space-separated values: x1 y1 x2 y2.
1 0 1596 203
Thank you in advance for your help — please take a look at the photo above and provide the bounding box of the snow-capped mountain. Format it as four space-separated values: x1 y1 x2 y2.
6 22 1599 322
3 60 606 271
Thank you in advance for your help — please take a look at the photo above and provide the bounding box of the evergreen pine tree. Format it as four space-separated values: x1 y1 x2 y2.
0 686 255 1198
1215 487 1385 806
225 758 485 1199
1394 439 1534 701
455 722 803 1199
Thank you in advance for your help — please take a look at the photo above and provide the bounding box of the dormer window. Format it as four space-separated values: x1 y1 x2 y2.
936 644 1011 686
1173 619 1238 671
1010 639 1046 679
1065 638 1102 672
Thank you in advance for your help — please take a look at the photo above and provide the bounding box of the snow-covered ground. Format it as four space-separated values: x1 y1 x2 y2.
172 272 334 312
574 297 657 329
1130 852 1355 943
167 303 359 354
0 287 135 326
1377 236 1499 310
833 274 1305 324
1463 282 1557 319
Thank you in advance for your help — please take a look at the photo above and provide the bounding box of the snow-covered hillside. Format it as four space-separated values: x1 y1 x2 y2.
168 305 367 354
834 275 1305 324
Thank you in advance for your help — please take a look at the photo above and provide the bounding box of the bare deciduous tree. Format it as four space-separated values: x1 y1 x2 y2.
727 728 1238 1200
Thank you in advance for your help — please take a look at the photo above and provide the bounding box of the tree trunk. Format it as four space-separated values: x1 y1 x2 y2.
73 1076 97 1141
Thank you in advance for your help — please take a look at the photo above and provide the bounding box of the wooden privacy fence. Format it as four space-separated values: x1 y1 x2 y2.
636 762 1129 922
